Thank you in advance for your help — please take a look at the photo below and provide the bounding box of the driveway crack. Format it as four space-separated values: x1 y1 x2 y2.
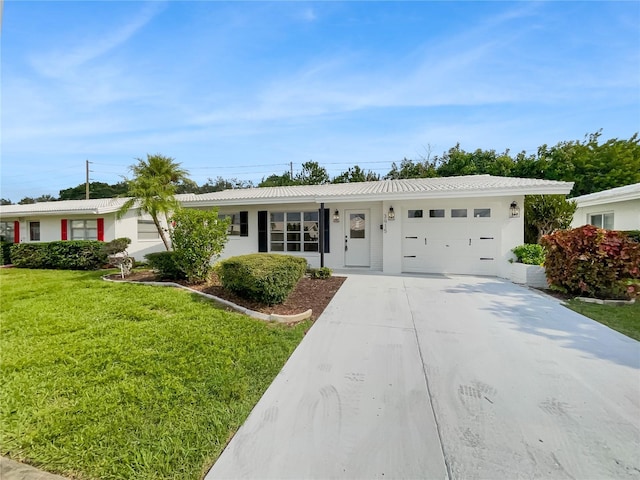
404 279 452 480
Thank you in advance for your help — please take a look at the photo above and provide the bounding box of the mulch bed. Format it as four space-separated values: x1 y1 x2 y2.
105 270 346 320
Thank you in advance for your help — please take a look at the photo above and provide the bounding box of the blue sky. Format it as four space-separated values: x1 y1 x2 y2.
2 1 639 201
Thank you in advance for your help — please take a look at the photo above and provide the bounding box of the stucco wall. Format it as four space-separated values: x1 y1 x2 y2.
571 199 640 231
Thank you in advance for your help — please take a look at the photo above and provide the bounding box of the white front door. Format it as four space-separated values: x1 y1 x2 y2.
344 210 370 267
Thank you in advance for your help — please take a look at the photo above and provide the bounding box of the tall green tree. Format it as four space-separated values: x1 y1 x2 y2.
117 154 190 250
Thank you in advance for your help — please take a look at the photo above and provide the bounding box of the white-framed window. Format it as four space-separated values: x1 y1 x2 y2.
137 219 159 240
473 208 491 218
408 209 423 218
70 219 97 240
0 222 15 243
270 211 319 252
29 221 41 241
219 213 241 236
429 209 445 218
451 208 467 218
589 212 614 230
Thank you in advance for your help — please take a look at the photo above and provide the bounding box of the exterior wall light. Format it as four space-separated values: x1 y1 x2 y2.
333 209 340 223
510 201 520 218
388 206 395 221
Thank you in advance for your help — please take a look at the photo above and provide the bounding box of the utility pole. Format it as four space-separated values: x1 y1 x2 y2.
85 160 91 199
290 161 294 179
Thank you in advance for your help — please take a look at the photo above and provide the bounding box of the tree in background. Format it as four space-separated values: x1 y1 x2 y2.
524 195 577 244
197 176 254 193
538 131 640 196
385 157 438 179
259 172 297 187
332 165 380 183
59 182 128 200
117 154 191 250
0 199 12 205
296 161 330 185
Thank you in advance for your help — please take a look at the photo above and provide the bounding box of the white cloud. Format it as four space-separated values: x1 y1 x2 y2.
29 2 167 79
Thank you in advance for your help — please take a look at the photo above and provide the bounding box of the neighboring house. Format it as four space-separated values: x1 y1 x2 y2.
570 182 640 231
0 175 572 278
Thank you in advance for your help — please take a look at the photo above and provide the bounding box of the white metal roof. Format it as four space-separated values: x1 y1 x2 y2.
571 182 640 208
183 175 573 206
0 175 573 217
0 197 131 218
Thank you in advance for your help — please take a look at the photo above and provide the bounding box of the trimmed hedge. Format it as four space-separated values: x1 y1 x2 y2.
541 225 640 300
144 251 186 280
1 242 12 265
11 241 108 270
622 230 640 243
216 254 307 305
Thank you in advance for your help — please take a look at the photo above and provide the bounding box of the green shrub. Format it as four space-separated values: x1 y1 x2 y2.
1 242 12 265
622 230 640 243
511 244 546 265
101 237 131 256
216 254 307 305
308 267 332 279
541 225 640 300
170 207 229 283
11 241 107 270
144 251 186 280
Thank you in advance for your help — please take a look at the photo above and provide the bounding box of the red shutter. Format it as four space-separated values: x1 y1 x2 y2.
61 219 68 240
97 218 104 241
13 221 20 243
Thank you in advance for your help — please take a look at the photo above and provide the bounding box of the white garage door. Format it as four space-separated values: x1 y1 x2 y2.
402 207 499 275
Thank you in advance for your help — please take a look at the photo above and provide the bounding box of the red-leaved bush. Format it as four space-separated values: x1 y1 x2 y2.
541 225 640 300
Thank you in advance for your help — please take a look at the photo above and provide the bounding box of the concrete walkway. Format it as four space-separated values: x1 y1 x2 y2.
207 273 640 479
0 458 68 480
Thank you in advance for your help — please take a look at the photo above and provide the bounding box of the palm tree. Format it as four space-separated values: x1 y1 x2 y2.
117 154 190 250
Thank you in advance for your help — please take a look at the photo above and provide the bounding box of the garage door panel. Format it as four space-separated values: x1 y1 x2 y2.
402 212 499 275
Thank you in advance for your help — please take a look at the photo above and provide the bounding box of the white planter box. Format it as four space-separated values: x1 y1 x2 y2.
510 263 547 288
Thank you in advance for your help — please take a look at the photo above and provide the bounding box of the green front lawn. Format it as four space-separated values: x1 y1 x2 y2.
565 299 640 341
0 269 310 479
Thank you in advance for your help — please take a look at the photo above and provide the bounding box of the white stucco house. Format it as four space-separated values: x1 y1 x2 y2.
570 182 640 231
0 175 573 278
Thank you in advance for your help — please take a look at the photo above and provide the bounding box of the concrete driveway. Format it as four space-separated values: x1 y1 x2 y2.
207 274 640 479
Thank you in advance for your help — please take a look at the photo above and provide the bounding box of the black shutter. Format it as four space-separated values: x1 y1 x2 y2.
323 208 330 253
240 211 248 237
258 211 268 252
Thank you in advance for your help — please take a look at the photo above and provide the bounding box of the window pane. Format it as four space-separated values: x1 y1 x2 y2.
270 242 284 252
603 214 614 230
287 232 301 242
30 222 40 241
0 222 14 243
271 232 284 242
474 208 491 218
350 213 365 239
287 212 301 222
589 214 603 228
286 243 301 252
304 243 319 252
429 209 445 218
304 211 318 221
270 212 284 222
70 220 84 228
85 220 97 228
408 210 423 218
451 209 467 218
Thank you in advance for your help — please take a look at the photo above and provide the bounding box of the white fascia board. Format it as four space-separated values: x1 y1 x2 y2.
575 192 640 208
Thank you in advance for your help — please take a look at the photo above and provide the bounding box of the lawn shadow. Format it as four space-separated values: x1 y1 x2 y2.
444 280 640 369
